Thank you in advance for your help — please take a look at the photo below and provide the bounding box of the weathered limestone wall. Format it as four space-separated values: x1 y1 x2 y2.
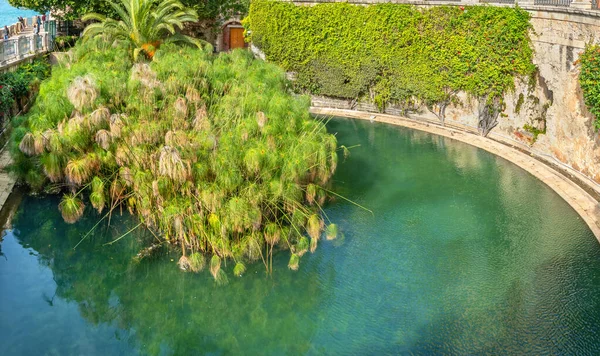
283 2 600 185
442 10 600 183
528 11 600 181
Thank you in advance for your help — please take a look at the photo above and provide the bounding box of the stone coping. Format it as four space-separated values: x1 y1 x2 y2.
289 0 600 19
312 107 600 242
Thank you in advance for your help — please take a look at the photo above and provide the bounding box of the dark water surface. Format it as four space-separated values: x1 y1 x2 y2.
2 118 600 355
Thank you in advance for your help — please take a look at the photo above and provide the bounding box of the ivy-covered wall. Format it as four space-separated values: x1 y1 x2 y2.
579 44 600 130
246 1 535 135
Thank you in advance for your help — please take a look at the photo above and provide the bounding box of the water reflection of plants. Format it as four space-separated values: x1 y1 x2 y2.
13 196 328 354
10 37 341 281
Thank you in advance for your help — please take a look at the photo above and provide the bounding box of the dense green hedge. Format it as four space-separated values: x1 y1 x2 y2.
579 44 600 130
246 1 535 130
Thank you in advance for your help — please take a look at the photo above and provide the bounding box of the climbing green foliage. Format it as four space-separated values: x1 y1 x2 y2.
246 1 535 133
522 123 545 142
579 44 600 130
10 39 339 281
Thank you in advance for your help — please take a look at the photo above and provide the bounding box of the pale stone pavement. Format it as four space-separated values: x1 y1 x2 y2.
312 107 600 242
0 149 16 211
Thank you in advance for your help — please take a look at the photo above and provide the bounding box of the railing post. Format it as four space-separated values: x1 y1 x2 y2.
15 38 20 59
571 0 593 9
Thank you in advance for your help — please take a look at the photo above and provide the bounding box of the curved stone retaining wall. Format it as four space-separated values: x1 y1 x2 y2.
312 107 600 240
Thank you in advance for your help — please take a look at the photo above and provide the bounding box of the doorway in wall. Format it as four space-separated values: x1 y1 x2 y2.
229 27 245 50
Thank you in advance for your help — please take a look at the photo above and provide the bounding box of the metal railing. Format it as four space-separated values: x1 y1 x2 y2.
533 0 572 6
481 0 516 4
56 20 82 36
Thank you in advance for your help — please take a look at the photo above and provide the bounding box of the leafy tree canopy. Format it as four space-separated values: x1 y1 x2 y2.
9 0 117 19
9 0 249 21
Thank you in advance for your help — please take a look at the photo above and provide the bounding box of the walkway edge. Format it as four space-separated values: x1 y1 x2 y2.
312 107 600 242
0 148 17 214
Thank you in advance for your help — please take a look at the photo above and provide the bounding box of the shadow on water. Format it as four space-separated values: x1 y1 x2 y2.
0 186 24 260
4 194 333 355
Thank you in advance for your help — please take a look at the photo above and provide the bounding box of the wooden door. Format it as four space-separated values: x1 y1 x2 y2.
229 28 245 50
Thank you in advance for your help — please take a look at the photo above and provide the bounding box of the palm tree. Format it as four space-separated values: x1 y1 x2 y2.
82 0 205 60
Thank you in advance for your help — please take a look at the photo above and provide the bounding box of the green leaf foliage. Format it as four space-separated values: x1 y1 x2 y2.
0 58 50 115
81 0 206 61
579 44 600 130
246 1 535 111
9 0 247 21
9 0 119 20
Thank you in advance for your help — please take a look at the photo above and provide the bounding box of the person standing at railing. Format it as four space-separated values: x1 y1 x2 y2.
3 26 9 40
36 16 42 33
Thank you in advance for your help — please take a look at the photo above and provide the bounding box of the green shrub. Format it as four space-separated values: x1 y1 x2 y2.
11 39 339 280
54 35 79 51
0 86 14 114
0 58 51 116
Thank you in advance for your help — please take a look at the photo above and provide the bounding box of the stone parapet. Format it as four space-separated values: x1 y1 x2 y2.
286 0 599 12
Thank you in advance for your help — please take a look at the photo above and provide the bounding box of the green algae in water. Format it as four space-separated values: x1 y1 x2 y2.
2 118 600 354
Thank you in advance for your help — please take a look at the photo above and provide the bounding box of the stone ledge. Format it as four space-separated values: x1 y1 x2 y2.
312 106 600 242
288 0 600 19
0 148 16 217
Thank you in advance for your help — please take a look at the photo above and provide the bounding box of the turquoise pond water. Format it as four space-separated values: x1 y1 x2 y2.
2 117 600 354
0 0 39 28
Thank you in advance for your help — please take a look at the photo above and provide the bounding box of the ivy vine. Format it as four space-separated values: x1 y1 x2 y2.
246 1 536 135
579 44 600 130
